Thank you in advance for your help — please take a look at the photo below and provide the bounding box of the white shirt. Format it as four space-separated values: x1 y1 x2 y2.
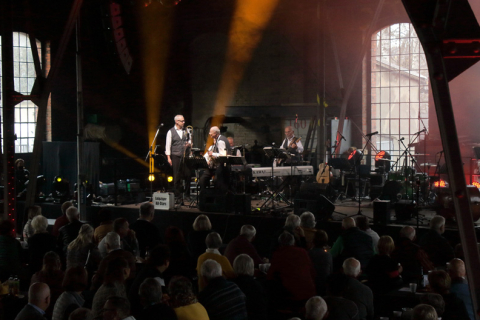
281 136 304 153
210 136 227 157
165 126 190 156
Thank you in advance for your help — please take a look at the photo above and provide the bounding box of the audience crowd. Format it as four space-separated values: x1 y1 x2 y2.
0 202 474 320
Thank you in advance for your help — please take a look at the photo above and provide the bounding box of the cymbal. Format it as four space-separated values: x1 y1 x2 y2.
420 163 437 167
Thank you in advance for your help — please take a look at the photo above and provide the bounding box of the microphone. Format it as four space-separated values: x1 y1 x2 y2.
366 131 378 137
338 131 346 141
399 137 405 141
415 128 427 135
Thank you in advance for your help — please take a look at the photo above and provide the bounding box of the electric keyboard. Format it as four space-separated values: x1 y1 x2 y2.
251 165 314 178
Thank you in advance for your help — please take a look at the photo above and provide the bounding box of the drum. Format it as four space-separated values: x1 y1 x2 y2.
402 166 416 177
388 171 405 181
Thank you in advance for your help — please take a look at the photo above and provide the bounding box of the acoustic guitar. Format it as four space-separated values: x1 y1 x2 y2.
316 163 331 184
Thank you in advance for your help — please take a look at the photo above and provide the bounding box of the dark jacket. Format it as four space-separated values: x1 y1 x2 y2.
419 229 455 267
198 277 247 320
14 304 48 320
331 227 374 270
57 220 84 254
232 275 268 320
130 219 162 258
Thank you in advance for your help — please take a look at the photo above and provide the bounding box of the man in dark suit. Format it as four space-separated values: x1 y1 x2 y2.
342 258 374 320
130 202 162 258
57 206 83 254
15 282 50 320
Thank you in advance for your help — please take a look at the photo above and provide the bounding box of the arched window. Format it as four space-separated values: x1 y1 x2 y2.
0 32 43 153
370 23 429 164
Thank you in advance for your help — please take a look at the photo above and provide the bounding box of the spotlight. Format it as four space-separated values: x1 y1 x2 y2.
434 180 448 187
473 182 480 189
52 176 70 202
348 149 363 166
148 174 155 182
167 176 173 183
375 150 391 172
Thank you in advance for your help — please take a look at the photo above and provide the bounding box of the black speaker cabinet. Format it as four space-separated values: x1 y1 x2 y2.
373 200 391 226
395 200 416 221
199 189 228 213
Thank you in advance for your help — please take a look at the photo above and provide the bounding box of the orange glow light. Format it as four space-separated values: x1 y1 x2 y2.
434 180 447 187
473 181 480 189
375 151 386 161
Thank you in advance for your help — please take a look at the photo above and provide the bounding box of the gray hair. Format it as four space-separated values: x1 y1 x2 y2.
31 215 48 233
210 126 220 134
174 115 184 121
400 226 416 240
205 232 222 249
105 232 121 250
430 216 445 232
305 296 328 320
201 259 222 280
278 231 295 246
300 211 316 229
66 206 79 222
342 258 361 277
233 254 254 276
139 278 162 304
139 202 154 218
413 304 438 320
285 215 301 229
240 225 256 240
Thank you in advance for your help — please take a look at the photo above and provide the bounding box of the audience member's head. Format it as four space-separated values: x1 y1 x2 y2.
27 205 42 220
201 259 222 283
168 276 197 308
105 232 121 252
428 270 451 295
113 218 129 238
342 217 356 230
0 220 14 237
139 278 162 306
420 293 445 317
66 206 79 222
343 257 361 278
104 257 130 285
453 242 480 261
165 226 186 244
40 251 62 273
68 308 93 320
139 202 154 221
430 216 445 234
377 235 395 256
146 245 170 272
305 296 328 320
400 226 416 240
313 230 329 248
233 254 254 276
278 231 295 247
285 214 301 231
412 304 438 320
355 216 370 231
63 266 88 292
28 282 51 311
205 232 222 249
447 258 466 280
61 201 73 215
68 224 94 251
31 215 49 234
103 296 131 320
192 214 212 231
240 225 256 241
300 211 316 229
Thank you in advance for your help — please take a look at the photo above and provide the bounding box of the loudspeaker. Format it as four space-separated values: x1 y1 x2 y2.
395 200 416 221
295 184 335 220
199 189 227 213
227 194 251 214
373 200 391 225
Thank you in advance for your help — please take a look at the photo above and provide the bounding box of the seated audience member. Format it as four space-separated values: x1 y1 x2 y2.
271 214 307 254
448 258 475 320
102 296 133 320
23 205 42 241
224 225 265 266
366 235 403 294
0 220 23 282
66 224 101 270
28 215 57 275
98 218 140 258
15 282 51 320
57 207 84 255
309 230 332 296
330 217 374 271
419 216 455 267
391 226 434 284
53 201 74 237
300 211 317 250
324 274 360 320
355 216 379 250
52 266 88 320
137 278 177 320
67 308 93 320
197 259 247 320
420 293 445 319
428 270 469 320
232 254 268 320
31 252 65 318
129 245 171 316
91 257 130 319
188 214 214 261
413 304 438 320
168 276 209 320
196 232 235 291
163 226 195 284
305 296 328 320
93 209 113 243
130 202 163 258
342 258 374 320
267 232 316 313
93 232 136 290
453 242 480 261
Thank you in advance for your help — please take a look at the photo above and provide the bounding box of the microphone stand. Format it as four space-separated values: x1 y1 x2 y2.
145 126 162 199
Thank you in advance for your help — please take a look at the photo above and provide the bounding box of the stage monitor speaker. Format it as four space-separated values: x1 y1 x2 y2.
227 194 251 214
295 183 335 220
199 189 228 213
373 200 391 226
395 200 416 221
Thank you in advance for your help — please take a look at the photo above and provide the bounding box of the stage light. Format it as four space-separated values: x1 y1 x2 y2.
348 149 363 166
434 180 447 187
56 177 63 182
168 176 173 183
375 150 391 172
52 176 70 201
148 174 155 182
473 181 480 189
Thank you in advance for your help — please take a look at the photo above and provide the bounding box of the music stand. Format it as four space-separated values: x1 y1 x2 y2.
259 147 291 213
186 156 208 208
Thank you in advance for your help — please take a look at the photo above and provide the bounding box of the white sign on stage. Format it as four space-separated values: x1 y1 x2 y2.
153 192 174 210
